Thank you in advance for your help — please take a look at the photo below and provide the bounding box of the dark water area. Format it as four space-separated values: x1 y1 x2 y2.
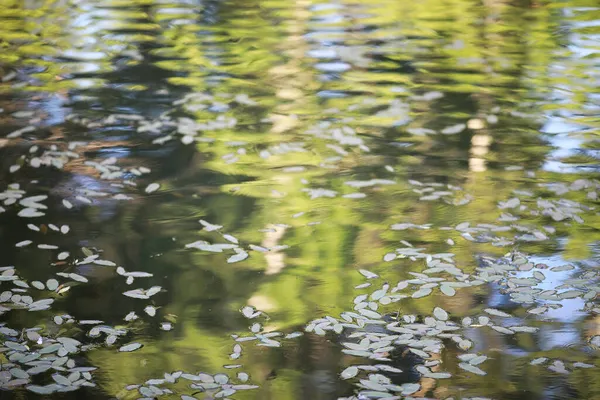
0 0 599 399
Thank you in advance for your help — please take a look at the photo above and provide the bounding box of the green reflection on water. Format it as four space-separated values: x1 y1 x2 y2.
0 0 599 399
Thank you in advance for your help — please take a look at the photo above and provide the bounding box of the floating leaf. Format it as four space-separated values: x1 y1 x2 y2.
490 325 515 335
458 362 486 375
27 385 60 395
223 234 239 244
359 269 378 279
530 357 548 365
31 281 45 290
119 342 143 352
469 355 488 366
573 362 594 369
18 208 44 218
484 308 512 318
426 372 452 379
548 360 569 374
144 306 157 317
46 279 59 291
125 312 138 321
412 288 432 298
69 273 88 283
433 307 449 321
199 220 222 231
440 285 456 296
241 306 260 319
123 289 149 299
383 253 396 262
401 383 420 395
340 366 359 379
227 251 248 264
146 286 162 297
145 183 160 194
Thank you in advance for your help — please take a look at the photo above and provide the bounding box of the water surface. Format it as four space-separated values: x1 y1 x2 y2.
0 0 599 399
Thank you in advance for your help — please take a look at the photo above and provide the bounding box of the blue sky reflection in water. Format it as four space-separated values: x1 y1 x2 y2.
0 0 599 399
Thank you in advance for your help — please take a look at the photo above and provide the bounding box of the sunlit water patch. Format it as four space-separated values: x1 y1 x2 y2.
0 0 599 399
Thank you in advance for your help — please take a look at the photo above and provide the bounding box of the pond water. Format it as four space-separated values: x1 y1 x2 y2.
1 0 599 399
